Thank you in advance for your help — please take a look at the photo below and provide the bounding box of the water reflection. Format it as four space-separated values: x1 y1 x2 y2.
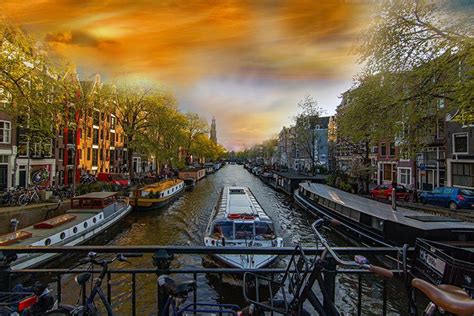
57 165 406 315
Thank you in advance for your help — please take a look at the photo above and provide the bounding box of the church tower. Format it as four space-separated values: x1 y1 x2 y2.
210 117 217 143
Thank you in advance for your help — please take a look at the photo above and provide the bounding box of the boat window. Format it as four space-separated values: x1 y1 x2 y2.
60 232 66 240
460 189 473 196
255 222 275 239
442 187 453 194
73 227 78 233
45 238 51 246
212 221 234 239
371 217 384 231
235 223 254 239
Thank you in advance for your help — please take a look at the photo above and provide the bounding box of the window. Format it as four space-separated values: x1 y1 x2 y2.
383 164 395 181
398 168 411 186
389 143 395 156
452 162 474 188
453 133 468 154
111 116 116 129
87 148 91 160
59 148 64 160
93 111 99 125
93 129 99 145
0 121 11 144
381 143 386 156
111 132 115 146
92 149 98 166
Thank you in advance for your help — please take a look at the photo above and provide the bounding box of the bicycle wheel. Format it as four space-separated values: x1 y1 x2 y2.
18 194 30 206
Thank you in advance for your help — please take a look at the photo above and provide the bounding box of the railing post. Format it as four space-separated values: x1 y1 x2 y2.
323 257 337 312
153 249 174 316
0 252 15 292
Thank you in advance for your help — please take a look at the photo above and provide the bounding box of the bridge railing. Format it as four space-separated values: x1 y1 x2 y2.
0 246 409 316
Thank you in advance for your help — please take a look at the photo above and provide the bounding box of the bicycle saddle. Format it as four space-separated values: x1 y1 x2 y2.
412 278 474 316
172 281 196 296
75 273 92 286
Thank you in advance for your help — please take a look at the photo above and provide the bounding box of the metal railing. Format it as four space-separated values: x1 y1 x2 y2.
0 246 408 316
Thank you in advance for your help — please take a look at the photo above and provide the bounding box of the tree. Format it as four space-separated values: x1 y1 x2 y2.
183 113 208 163
359 0 474 123
293 95 323 174
143 96 187 169
112 80 168 177
336 74 397 193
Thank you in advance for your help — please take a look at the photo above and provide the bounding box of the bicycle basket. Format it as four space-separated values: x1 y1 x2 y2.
411 238 474 295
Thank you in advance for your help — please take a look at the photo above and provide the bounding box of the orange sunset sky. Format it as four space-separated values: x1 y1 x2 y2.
1 0 373 151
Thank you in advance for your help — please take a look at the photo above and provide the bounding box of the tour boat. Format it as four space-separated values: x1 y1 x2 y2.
0 192 132 270
295 183 474 248
204 186 283 269
130 179 185 211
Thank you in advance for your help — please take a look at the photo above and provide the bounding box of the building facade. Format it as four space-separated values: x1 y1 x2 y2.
446 115 474 189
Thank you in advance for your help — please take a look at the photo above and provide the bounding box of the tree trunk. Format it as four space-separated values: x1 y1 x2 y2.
127 135 134 178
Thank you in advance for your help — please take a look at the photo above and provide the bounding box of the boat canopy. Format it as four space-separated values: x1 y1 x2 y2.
215 186 270 221
210 220 276 240
71 192 117 209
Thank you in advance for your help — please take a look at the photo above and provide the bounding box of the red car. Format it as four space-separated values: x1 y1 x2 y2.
370 184 411 201
96 173 130 187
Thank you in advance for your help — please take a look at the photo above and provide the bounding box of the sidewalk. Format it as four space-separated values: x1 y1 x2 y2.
0 200 71 235
365 195 474 222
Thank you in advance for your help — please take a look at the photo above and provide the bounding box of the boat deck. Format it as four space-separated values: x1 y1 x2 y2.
12 210 102 246
142 179 183 192
301 183 474 231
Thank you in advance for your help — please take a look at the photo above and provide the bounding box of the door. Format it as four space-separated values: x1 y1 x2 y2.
0 165 7 191
19 170 27 188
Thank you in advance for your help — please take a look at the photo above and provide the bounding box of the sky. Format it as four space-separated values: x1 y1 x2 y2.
1 0 372 151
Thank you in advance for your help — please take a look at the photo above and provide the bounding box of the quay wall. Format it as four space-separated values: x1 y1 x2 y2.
0 202 69 235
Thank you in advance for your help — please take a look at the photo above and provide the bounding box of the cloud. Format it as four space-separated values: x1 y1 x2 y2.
1 0 370 149
45 30 117 47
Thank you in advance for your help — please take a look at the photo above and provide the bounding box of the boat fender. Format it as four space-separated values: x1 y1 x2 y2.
228 214 241 219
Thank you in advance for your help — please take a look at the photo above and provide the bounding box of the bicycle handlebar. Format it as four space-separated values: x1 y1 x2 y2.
311 219 393 279
79 253 143 265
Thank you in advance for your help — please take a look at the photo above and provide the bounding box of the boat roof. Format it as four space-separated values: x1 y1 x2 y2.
214 186 271 221
3 210 101 246
140 179 183 192
74 192 117 199
300 183 474 231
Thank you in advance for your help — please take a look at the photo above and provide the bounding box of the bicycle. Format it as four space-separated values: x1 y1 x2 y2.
18 187 41 206
45 252 142 316
0 281 55 316
401 240 474 316
158 275 243 315
243 219 394 316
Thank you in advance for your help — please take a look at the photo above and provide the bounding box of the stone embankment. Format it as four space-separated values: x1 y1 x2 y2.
0 201 70 235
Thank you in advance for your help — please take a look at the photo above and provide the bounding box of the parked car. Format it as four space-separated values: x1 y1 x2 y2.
420 187 474 210
96 173 130 187
369 184 411 201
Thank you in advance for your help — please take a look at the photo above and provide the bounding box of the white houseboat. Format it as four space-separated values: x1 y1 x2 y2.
204 186 283 269
0 192 132 270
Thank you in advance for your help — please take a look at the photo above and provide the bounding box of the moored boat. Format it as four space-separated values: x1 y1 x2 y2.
204 186 283 269
130 179 185 211
295 183 474 248
1 192 132 270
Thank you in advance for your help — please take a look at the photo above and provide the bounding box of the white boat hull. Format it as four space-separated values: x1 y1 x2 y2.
12 205 132 270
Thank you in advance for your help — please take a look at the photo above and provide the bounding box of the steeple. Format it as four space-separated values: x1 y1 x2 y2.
210 116 217 143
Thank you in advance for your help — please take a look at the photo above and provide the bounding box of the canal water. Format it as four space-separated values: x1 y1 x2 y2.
60 165 408 315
